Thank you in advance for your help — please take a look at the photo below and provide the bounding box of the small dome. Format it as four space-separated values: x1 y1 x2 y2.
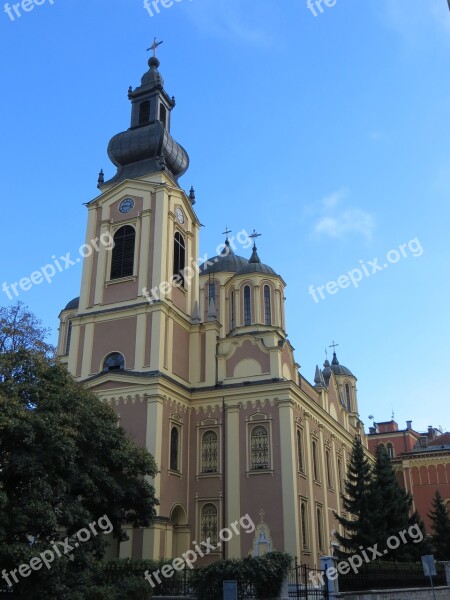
236 245 277 277
64 297 79 310
200 242 248 275
330 352 354 377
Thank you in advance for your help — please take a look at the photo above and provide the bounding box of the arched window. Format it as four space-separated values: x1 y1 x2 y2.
110 225 135 280
65 320 72 355
103 352 125 372
378 443 386 455
201 504 218 545
251 426 269 470
326 449 333 488
244 285 251 326
173 232 186 286
337 458 343 492
301 501 308 549
139 101 150 125
386 443 394 459
312 440 319 481
230 290 235 329
317 507 323 552
264 285 272 325
201 430 218 473
345 384 351 410
170 427 180 471
208 283 216 305
160 103 167 128
297 429 304 473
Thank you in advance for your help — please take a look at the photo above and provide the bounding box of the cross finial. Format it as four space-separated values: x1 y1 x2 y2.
147 37 163 58
259 508 265 523
329 340 339 352
222 226 232 240
249 229 262 248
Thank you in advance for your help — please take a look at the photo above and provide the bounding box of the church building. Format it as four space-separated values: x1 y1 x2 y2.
57 49 368 568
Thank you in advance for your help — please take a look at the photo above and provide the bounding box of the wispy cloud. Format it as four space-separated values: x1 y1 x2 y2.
182 0 273 48
312 189 375 241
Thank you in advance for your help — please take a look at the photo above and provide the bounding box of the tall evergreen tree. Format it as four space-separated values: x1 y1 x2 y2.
369 446 424 561
334 436 374 555
428 490 450 560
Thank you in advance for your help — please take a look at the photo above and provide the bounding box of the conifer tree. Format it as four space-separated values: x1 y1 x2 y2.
334 436 374 555
369 446 424 561
428 490 450 560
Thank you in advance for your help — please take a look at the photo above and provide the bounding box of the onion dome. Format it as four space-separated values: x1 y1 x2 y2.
100 52 189 189
200 239 248 275
330 351 354 376
64 297 79 310
322 358 332 386
236 244 277 276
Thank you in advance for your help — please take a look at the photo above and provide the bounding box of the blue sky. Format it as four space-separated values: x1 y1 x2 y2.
1 0 449 433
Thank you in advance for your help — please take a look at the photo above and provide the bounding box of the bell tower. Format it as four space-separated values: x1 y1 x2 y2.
58 47 200 384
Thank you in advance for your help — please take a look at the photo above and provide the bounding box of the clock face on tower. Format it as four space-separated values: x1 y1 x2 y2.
176 207 185 224
119 198 135 214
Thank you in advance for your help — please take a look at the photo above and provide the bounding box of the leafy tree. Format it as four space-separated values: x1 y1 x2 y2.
0 303 159 599
334 436 374 555
428 490 450 560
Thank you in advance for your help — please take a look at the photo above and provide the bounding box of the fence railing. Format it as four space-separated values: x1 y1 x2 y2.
338 561 447 592
288 561 329 599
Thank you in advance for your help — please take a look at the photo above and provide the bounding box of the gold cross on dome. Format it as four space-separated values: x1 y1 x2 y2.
259 508 265 523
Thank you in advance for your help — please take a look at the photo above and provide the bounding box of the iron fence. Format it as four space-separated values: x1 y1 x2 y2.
288 561 329 599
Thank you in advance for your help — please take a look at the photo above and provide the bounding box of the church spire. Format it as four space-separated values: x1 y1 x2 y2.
100 46 189 189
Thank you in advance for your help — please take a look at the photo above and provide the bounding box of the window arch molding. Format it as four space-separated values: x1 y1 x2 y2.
200 429 219 474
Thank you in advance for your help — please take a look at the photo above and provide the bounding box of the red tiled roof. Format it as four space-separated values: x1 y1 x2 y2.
428 432 450 447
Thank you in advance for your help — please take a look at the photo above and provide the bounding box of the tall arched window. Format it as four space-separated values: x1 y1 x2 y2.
317 507 323 552
386 443 394 459
297 429 304 473
103 352 125 372
301 502 308 549
337 458 343 492
201 504 218 545
345 383 351 410
326 449 333 488
244 286 251 326
173 232 186 286
230 290 235 329
312 440 319 481
65 320 73 355
110 225 135 280
139 101 150 125
264 285 272 325
201 430 218 473
170 427 180 471
160 104 167 128
208 283 216 305
378 443 386 455
250 426 269 470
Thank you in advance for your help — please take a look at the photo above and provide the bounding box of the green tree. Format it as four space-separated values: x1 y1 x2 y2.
369 446 424 561
334 436 374 555
0 304 159 599
428 490 450 560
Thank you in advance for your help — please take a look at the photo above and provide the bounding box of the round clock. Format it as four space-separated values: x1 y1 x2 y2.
176 207 185 224
119 198 135 214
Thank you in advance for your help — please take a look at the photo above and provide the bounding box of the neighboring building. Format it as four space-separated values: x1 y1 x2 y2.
57 51 371 567
367 420 450 531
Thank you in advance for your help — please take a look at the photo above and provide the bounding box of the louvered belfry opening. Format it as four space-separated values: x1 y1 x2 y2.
110 225 135 280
